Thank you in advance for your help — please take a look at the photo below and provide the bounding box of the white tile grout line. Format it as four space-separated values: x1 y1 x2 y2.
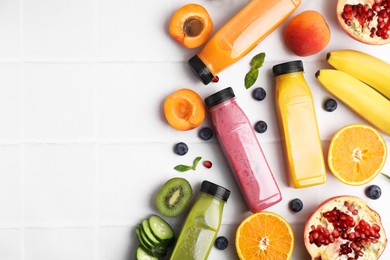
93 0 100 259
19 0 25 259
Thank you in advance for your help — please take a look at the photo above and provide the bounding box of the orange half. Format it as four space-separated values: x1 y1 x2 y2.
328 124 387 186
235 212 294 260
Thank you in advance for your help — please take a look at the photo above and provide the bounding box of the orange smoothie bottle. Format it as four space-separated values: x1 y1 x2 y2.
273 61 326 188
188 0 301 85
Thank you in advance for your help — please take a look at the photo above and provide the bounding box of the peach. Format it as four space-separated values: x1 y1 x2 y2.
284 10 330 56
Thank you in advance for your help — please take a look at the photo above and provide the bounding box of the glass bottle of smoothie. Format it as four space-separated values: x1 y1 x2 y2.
205 87 281 212
170 180 230 260
188 0 301 85
273 61 326 188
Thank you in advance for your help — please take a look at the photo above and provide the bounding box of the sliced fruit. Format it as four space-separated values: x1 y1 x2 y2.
136 246 158 260
304 196 387 259
328 124 387 186
235 212 294 259
149 215 175 242
169 4 213 48
337 0 390 44
164 88 205 131
155 177 193 217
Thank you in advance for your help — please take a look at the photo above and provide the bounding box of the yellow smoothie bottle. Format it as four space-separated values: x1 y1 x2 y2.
273 61 326 188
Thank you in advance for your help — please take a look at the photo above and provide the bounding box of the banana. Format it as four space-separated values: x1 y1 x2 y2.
327 49 390 100
316 69 390 135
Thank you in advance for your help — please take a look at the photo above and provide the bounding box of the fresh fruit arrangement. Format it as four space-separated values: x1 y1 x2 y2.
304 196 387 259
328 124 387 185
146 1 390 259
337 0 390 44
135 215 175 259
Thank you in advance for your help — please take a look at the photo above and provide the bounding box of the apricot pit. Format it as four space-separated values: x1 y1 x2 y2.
169 4 213 48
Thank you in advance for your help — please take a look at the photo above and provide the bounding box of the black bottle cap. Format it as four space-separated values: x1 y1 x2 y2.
272 60 304 77
188 55 214 85
204 87 235 109
201 180 230 202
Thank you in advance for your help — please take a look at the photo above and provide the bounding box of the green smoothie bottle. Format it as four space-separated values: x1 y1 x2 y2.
170 180 230 260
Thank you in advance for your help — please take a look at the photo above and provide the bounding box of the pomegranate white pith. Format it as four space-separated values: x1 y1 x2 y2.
337 0 390 44
304 196 387 259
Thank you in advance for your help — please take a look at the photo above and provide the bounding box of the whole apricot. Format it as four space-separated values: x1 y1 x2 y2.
284 11 330 56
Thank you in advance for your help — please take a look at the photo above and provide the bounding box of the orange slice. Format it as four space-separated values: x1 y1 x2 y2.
328 124 387 186
235 212 294 260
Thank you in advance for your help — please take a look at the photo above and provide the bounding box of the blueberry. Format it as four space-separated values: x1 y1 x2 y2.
365 185 382 200
289 198 303 212
199 127 213 141
324 99 337 112
215 236 228 250
252 87 267 101
254 121 267 133
174 142 188 156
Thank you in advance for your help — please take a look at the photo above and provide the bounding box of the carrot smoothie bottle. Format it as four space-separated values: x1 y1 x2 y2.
189 0 301 85
273 61 326 188
205 87 282 212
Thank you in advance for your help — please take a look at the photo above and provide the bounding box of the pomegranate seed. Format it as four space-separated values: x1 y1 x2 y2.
372 224 381 232
203 160 212 168
348 232 356 241
373 3 381 12
379 9 388 18
344 4 353 12
211 76 219 83
382 31 390 39
375 0 383 4
352 209 359 215
364 4 370 12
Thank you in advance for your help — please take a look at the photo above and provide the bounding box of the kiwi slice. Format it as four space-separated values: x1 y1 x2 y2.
155 177 193 217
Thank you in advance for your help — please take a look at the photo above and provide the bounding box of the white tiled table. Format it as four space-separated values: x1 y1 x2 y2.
0 0 389 259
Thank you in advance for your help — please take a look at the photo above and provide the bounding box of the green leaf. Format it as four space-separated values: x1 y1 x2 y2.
381 172 390 181
174 156 203 172
250 52 266 69
174 164 193 172
245 68 259 89
192 156 202 170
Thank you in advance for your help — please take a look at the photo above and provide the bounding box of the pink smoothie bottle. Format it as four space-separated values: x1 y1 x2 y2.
205 87 282 212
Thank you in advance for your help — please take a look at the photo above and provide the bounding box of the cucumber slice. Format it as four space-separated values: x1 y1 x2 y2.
148 215 175 241
136 246 158 260
141 219 161 245
136 226 155 253
139 224 168 257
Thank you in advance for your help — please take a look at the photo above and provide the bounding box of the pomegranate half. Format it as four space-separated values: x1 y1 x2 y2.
337 0 390 44
304 196 387 259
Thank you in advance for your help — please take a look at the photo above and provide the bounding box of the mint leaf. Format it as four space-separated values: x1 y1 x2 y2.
250 52 266 69
381 172 390 181
192 156 202 170
245 68 259 89
174 156 202 172
174 164 193 172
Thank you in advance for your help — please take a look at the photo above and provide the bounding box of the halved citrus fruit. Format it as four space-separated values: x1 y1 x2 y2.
328 124 387 186
235 212 294 260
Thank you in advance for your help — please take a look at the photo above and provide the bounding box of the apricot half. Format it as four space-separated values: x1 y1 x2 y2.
164 89 205 131
169 4 213 48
